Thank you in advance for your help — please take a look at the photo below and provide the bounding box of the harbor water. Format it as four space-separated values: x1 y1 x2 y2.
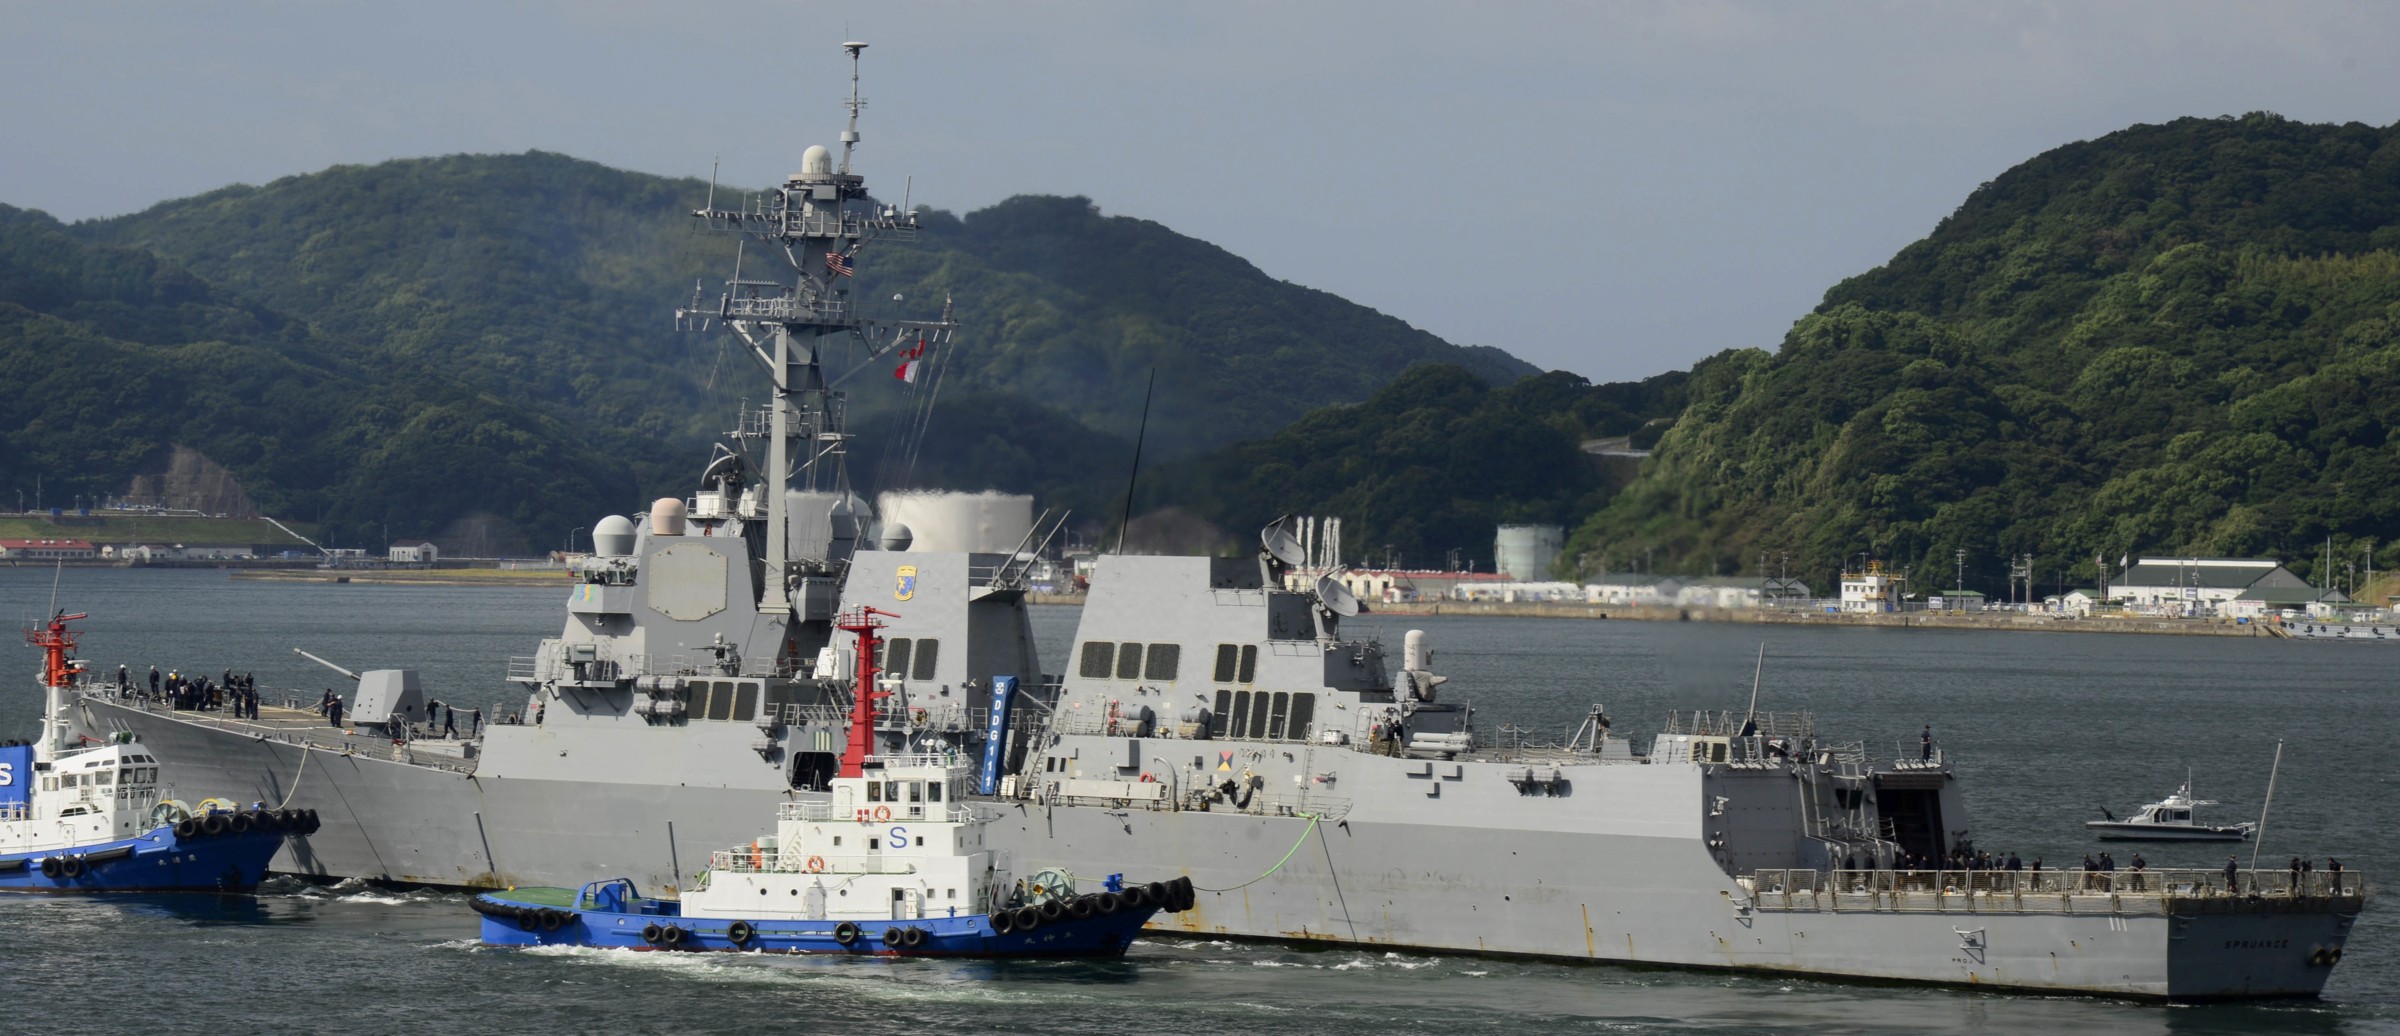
3 567 2394 1035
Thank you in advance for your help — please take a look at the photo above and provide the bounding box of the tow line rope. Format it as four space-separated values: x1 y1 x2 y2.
272 742 311 810
1195 812 1321 893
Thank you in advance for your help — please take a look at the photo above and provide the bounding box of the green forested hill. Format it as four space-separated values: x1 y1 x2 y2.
1563 114 2400 592
1150 364 1690 567
1 151 1530 549
0 204 635 550
74 153 1529 456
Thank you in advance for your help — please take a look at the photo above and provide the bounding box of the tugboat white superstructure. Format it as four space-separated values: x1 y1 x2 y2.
474 605 1192 956
2089 784 2256 842
5 610 299 893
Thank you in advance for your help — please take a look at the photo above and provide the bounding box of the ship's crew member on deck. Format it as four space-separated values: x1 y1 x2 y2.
2224 856 2240 893
1920 725 1933 761
116 664 128 693
148 665 160 696
2329 857 2344 894
426 698 444 738
442 705 457 739
2290 857 2303 895
469 707 483 736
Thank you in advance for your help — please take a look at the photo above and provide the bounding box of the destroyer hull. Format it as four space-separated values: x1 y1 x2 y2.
81 699 781 890
980 805 2357 1000
76 703 2355 999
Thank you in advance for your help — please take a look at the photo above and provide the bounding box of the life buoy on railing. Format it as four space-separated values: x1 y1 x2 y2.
1139 773 1156 783
873 805 891 822
805 856 827 873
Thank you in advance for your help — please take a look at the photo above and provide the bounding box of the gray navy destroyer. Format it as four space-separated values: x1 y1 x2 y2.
68 44 2363 999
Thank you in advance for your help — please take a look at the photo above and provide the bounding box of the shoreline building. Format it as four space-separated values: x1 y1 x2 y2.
1838 561 1901 613
2112 557 2311 615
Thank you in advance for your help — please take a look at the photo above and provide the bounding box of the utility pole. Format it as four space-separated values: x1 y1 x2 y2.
1953 549 1966 596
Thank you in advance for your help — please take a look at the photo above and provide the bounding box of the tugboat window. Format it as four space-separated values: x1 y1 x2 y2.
912 640 939 681
1144 644 1180 681
909 782 923 803
1115 643 1145 680
1079 642 1115 679
1213 644 1238 682
1237 645 1258 683
866 783 883 802
928 782 942 802
884 639 913 680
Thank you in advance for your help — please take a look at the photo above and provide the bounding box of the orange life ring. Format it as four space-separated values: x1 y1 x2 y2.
1139 772 1156 783
805 855 826 873
873 805 892 822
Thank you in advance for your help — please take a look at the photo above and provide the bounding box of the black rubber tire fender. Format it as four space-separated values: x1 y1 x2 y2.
1037 898 1066 923
641 922 665 944
1120 885 1152 909
174 818 200 839
901 926 927 949
833 921 861 946
882 926 904 947
40 857 62 879
229 812 255 835
538 909 566 931
991 910 1017 934
201 813 229 837
60 856 84 878
727 920 754 945
1066 896 1097 920
1012 905 1043 931
661 925 686 947
1095 891 1124 915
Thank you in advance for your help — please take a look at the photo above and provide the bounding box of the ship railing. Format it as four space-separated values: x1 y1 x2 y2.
706 849 920 876
777 801 978 824
1661 709 1815 739
864 751 974 772
722 295 850 323
1892 742 1946 768
505 656 540 682
1744 867 2367 913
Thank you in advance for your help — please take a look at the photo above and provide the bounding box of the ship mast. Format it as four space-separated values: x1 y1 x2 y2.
677 41 957 620
24 610 87 765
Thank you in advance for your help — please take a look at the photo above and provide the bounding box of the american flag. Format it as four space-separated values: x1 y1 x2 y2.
824 251 854 277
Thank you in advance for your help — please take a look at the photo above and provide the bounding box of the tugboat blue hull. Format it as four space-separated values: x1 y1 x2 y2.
0 823 288 894
474 888 1161 958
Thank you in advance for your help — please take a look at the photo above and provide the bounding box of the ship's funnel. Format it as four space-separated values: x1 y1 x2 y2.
592 515 636 557
651 498 687 537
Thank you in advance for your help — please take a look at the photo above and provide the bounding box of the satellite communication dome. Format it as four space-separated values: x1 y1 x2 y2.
877 522 914 552
592 515 637 557
800 145 834 176
650 498 687 537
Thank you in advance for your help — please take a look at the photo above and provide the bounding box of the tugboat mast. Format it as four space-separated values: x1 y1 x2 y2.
677 40 956 622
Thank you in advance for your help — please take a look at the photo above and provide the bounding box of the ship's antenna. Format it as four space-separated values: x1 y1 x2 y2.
48 559 64 617
901 175 912 217
839 41 867 175
706 156 719 211
1114 367 1158 554
2249 739 2284 874
1743 643 1764 731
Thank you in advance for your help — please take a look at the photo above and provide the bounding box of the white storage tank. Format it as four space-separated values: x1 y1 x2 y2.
1494 524 1564 581
875 491 1034 554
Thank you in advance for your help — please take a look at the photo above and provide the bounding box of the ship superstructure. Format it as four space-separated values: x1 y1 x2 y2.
969 528 2367 998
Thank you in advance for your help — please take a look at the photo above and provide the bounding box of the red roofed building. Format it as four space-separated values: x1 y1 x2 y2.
0 538 98 560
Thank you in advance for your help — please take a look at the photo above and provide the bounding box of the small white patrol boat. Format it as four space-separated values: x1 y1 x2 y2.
2087 784 2256 842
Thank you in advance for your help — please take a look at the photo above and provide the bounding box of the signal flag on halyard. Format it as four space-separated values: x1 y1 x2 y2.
894 335 929 382
825 251 854 277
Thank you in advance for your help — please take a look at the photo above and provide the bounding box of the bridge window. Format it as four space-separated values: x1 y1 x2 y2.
1213 644 1238 682
928 781 942 803
707 681 735 721
1144 644 1180 681
1079 642 1115 679
883 639 913 679
732 682 758 722
1115 643 1145 680
911 640 939 681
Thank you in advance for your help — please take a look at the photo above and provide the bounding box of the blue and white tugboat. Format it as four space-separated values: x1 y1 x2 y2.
3 610 305 892
473 606 1194 955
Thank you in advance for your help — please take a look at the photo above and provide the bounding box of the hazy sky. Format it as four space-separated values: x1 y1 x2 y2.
6 2 2396 382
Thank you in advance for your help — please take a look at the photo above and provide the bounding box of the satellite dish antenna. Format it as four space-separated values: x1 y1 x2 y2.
1261 518 1304 568
1316 574 1361 617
